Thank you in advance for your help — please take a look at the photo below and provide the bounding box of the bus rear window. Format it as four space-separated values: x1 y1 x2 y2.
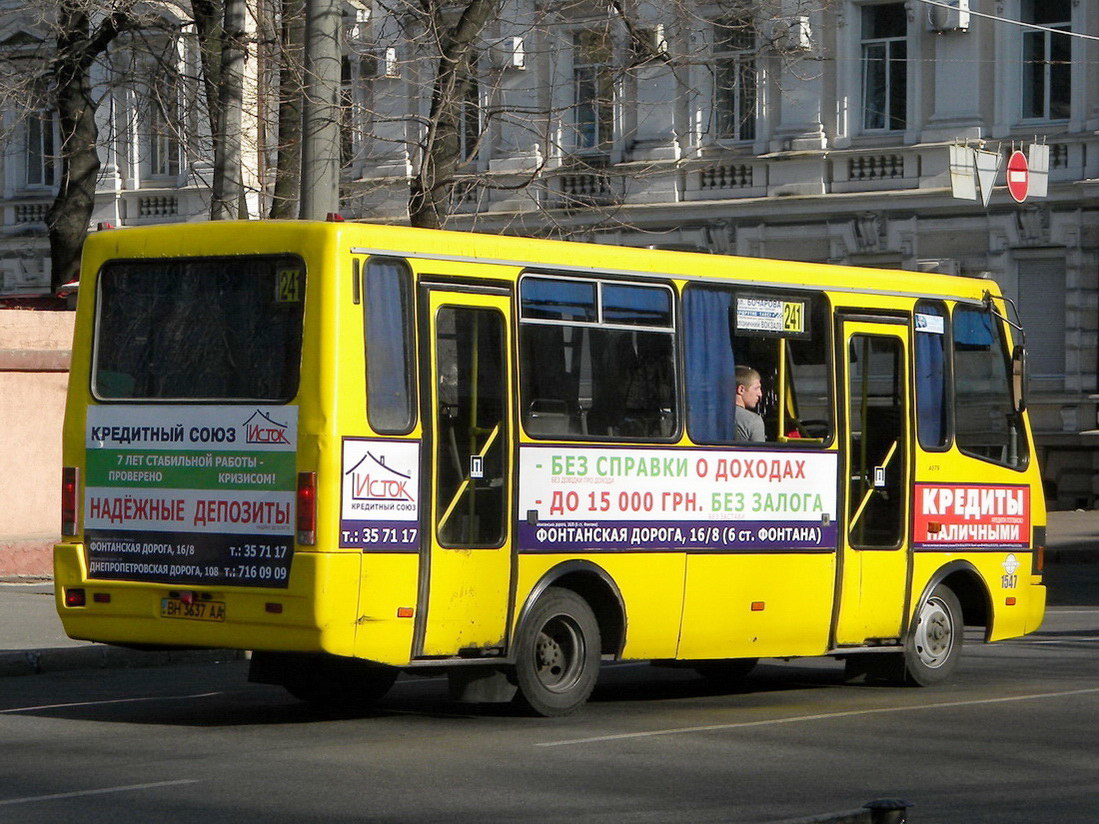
93 256 305 401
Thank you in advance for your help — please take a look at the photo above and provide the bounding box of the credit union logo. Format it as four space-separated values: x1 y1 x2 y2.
346 451 413 502
243 410 291 445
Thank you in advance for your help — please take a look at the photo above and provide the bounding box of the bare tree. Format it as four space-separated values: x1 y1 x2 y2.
41 1 136 291
349 0 830 234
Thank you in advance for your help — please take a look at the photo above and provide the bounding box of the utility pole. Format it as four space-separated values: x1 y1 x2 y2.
298 0 341 220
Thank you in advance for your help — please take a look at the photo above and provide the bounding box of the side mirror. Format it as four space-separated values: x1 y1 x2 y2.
1012 344 1027 413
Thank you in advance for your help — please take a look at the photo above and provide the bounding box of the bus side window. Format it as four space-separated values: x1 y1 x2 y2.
952 304 1028 469
915 300 949 449
363 258 415 434
519 276 677 440
684 286 832 445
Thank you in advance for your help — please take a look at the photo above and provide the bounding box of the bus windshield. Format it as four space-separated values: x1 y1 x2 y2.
93 255 305 401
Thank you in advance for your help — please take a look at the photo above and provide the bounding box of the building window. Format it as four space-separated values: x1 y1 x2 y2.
458 72 482 164
341 56 354 167
1022 0 1070 121
861 3 907 132
573 27 615 151
712 18 756 141
25 109 56 187
148 81 182 177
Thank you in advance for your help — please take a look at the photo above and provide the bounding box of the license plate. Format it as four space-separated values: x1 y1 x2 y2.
160 598 226 622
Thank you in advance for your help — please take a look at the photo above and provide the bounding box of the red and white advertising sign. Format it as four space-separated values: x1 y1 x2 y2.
1007 150 1029 203
913 484 1030 548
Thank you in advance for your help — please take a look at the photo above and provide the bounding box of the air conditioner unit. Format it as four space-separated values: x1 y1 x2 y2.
770 15 811 51
490 36 525 70
361 46 399 79
928 0 970 32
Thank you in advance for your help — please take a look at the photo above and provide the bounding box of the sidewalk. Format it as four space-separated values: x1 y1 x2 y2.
0 582 243 677
0 510 1095 678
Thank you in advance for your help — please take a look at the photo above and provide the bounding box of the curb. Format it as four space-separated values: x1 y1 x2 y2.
0 646 247 678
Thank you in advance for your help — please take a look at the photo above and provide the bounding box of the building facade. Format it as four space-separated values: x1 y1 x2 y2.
2 0 1098 506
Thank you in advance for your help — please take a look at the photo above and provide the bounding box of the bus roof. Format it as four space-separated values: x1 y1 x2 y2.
82 220 998 305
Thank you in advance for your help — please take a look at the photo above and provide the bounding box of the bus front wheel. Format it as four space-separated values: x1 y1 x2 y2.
902 584 963 686
512 587 601 717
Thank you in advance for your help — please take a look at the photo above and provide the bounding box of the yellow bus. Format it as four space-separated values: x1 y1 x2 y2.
55 220 1046 716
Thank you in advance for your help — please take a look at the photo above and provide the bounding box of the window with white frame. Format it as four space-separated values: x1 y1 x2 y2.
341 55 355 167
861 3 907 132
573 26 615 151
712 17 756 141
25 108 56 187
147 78 182 177
1022 0 1070 121
458 71 482 164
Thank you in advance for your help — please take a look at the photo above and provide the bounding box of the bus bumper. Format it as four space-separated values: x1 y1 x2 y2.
53 542 360 656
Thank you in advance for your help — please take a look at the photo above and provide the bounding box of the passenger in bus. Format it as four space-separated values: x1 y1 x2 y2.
734 365 765 443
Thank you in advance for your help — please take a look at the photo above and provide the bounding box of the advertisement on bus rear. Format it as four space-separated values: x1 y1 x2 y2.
517 445 838 552
83 406 298 587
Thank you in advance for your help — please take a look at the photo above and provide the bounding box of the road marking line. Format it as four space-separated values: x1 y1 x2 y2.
537 686 1099 747
1028 637 1099 644
0 779 200 806
0 691 228 714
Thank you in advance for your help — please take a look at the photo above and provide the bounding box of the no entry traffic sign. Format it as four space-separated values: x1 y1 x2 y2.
1007 150 1029 203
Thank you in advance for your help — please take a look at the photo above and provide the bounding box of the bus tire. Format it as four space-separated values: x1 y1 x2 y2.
512 587 601 717
902 584 963 686
279 654 398 710
693 658 759 684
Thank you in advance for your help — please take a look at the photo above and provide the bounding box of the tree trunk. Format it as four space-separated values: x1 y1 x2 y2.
269 0 304 218
407 0 498 229
215 0 246 219
46 4 130 292
193 0 246 220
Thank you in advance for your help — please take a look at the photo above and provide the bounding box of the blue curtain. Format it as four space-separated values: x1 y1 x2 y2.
915 332 946 447
366 260 412 431
953 306 994 348
685 288 736 442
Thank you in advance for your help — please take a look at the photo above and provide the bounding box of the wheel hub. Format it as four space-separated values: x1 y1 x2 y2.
914 597 954 668
533 615 584 693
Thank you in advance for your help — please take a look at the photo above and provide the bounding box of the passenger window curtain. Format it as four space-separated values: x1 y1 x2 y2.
685 287 736 442
915 313 946 447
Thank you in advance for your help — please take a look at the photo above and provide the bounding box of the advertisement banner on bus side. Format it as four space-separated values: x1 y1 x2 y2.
83 405 298 587
517 446 838 552
913 483 1030 548
339 438 420 550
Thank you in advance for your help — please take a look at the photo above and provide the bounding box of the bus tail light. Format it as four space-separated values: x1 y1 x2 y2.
1032 526 1046 573
65 588 86 607
62 467 79 537
297 472 317 545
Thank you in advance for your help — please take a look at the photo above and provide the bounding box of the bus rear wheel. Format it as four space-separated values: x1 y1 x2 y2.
512 588 601 717
903 584 963 686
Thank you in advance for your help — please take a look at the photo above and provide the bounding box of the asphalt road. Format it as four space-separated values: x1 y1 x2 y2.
2 583 1097 823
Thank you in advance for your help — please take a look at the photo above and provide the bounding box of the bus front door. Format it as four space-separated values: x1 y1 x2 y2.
416 287 514 658
834 317 911 646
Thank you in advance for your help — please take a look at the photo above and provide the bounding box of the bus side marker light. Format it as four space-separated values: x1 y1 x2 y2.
397 607 414 618
1006 597 1017 606
297 472 317 545
93 593 111 604
751 601 765 612
65 589 86 607
61 466 79 537
265 602 283 614
927 522 942 534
